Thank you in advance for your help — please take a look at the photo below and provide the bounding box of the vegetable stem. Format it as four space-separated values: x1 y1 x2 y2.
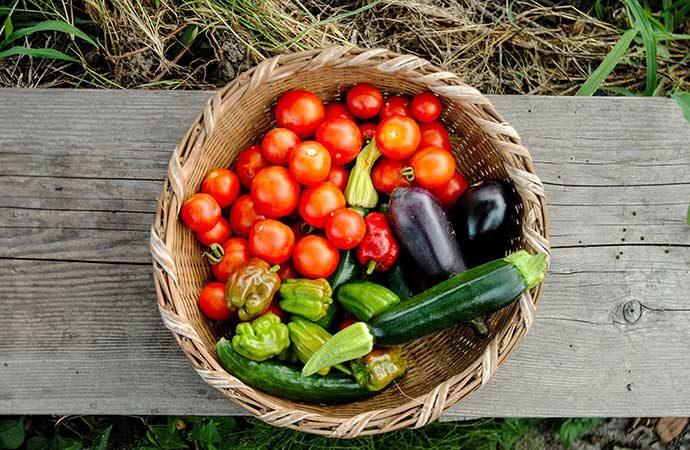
203 243 224 265
504 250 549 289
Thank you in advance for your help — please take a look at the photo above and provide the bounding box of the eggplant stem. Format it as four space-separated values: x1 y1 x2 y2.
203 243 224 265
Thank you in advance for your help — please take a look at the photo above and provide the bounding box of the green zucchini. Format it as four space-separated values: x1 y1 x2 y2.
216 338 373 404
302 251 547 375
369 251 547 346
328 249 362 293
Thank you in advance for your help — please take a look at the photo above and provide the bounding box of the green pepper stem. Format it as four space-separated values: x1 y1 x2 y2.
203 243 224 265
366 260 377 275
505 250 549 289
302 322 374 377
399 166 415 182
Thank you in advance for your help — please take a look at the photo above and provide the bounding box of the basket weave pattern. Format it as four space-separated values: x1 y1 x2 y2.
150 47 550 437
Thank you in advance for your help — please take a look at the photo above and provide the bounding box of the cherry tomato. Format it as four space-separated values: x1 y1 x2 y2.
379 95 411 120
324 102 355 121
198 282 233 320
229 194 265 238
409 146 456 189
338 314 357 331
196 217 232 247
249 219 295 265
418 121 451 151
411 92 442 123
326 166 349 191
376 115 421 160
262 128 301 166
372 158 412 195
325 208 366 250
201 168 240 208
315 118 363 166
211 237 251 282
292 235 340 279
430 171 469 209
251 166 301 218
181 193 221 232
298 182 346 228
346 83 383 119
235 144 269 189
275 89 325 138
276 262 298 281
289 141 331 185
358 122 377 141
261 300 286 321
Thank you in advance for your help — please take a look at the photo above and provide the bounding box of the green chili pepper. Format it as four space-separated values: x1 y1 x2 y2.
232 313 290 362
351 347 408 391
302 322 374 377
287 317 350 376
279 278 333 321
337 281 400 321
344 139 381 208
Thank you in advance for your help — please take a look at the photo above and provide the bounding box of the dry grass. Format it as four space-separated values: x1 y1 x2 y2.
0 0 688 94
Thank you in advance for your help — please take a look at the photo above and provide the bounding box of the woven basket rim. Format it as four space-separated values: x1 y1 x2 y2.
150 46 551 438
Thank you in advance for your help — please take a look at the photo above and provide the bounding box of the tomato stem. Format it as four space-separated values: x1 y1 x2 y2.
399 167 415 182
203 243 224 265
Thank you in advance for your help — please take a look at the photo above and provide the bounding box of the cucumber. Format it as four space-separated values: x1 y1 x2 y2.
216 338 373 404
369 251 547 346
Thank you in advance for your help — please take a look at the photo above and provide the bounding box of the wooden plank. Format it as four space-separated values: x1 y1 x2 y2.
1 89 689 417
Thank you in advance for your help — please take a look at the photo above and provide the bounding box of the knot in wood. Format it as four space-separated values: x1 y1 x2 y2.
623 300 642 323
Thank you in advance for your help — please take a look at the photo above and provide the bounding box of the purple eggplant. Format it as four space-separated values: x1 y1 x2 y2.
388 187 466 282
450 180 522 267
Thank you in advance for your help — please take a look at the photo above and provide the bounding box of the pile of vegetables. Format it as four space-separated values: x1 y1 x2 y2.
180 84 548 403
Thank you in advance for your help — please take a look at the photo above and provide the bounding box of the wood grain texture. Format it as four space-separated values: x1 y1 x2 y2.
1 89 689 417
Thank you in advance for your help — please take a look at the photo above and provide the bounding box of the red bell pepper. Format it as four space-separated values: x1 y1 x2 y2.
357 212 399 274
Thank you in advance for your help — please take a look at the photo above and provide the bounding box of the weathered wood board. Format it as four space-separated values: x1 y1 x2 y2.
1 89 689 418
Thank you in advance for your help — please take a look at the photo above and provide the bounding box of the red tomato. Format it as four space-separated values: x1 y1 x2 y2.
325 208 366 250
431 172 469 209
229 194 265 238
419 121 451 151
276 262 298 281
211 237 251 282
181 193 221 232
235 145 269 189
358 122 377 141
292 235 340 279
261 301 286 321
326 166 349 191
409 146 456 189
324 102 355 121
346 83 383 119
338 314 357 331
249 219 295 265
196 217 232 247
298 182 346 228
275 89 325 138
315 118 363 166
201 168 240 208
376 115 421 160
372 158 412 195
251 166 301 218
289 141 331 185
411 92 442 123
379 95 411 120
262 128 301 166
198 282 233 320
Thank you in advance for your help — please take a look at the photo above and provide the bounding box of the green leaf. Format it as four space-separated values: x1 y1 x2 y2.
146 424 186 450
671 91 690 124
5 20 97 47
626 0 657 96
54 436 83 450
0 46 77 61
26 436 50 450
92 425 112 450
179 25 198 48
0 418 24 450
3 15 12 40
662 0 673 33
577 29 638 96
594 0 604 20
559 418 602 449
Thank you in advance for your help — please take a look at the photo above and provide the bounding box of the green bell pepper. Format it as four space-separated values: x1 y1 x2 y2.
337 281 400 321
351 347 408 391
279 278 333 321
231 313 290 362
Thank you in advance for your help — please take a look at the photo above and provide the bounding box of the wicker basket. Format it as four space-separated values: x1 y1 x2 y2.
150 47 550 437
